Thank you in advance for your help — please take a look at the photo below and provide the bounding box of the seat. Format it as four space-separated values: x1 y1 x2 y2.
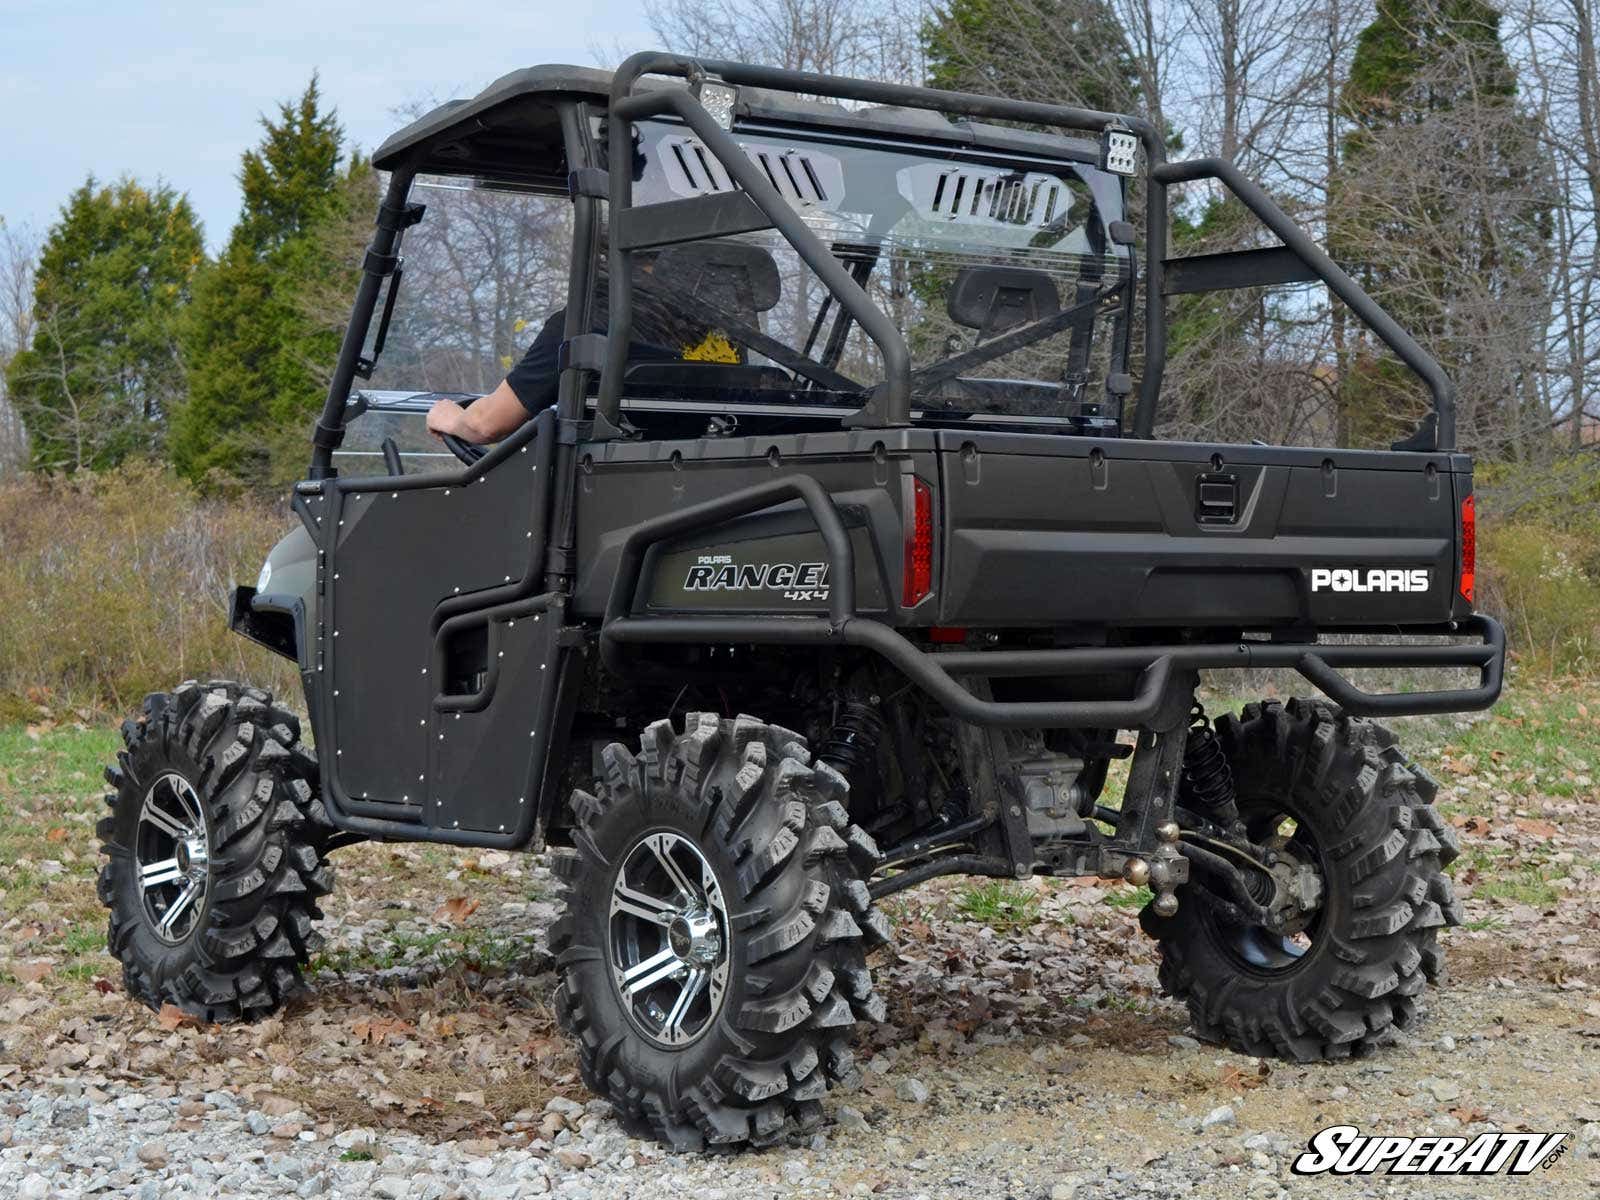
947 266 1061 339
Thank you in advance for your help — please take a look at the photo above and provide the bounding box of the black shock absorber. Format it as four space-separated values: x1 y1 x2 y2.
1180 701 1239 826
817 700 886 820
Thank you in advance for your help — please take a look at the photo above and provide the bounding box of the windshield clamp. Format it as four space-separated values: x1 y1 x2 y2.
568 168 609 201
559 334 608 373
377 200 426 232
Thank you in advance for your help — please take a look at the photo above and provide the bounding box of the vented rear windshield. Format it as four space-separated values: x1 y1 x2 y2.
623 116 1133 427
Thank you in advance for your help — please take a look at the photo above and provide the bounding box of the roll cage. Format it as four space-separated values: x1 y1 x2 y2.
310 53 1457 482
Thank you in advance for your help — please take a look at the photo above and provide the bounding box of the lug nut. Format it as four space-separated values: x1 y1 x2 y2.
1152 892 1180 917
1123 858 1150 887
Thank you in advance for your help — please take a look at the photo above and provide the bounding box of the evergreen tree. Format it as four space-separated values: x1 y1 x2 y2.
923 0 1142 114
172 75 368 488
1330 0 1551 451
4 179 201 471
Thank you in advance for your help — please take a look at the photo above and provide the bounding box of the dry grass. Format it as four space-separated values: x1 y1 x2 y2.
0 464 297 713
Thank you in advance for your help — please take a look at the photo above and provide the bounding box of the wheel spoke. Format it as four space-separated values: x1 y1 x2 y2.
141 803 190 841
168 780 203 829
661 967 707 1040
613 880 676 925
140 858 185 890
157 880 200 936
622 946 684 995
647 835 698 905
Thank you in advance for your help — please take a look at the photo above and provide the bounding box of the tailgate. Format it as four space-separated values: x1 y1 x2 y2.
935 432 1470 629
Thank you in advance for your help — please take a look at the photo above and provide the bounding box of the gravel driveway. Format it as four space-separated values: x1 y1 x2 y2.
4 852 1600 1199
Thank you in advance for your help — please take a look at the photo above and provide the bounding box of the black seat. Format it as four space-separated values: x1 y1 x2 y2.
947 267 1061 339
652 239 782 315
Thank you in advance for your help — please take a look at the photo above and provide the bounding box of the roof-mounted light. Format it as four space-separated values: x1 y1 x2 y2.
695 80 739 131
1099 125 1139 177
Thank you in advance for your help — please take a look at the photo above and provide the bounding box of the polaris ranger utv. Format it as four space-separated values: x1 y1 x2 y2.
97 53 1504 1149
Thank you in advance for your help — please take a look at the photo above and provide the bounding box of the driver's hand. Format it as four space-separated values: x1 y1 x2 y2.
425 399 469 442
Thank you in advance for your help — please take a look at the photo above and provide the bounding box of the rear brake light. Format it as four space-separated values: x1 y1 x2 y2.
903 475 933 608
1459 493 1475 604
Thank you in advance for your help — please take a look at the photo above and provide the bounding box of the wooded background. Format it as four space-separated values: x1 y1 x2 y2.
0 0 1594 702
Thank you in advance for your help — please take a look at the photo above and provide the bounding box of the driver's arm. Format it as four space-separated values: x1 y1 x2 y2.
426 383 527 444
426 310 566 445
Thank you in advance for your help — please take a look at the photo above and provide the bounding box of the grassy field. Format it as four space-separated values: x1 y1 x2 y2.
1 674 1596 1134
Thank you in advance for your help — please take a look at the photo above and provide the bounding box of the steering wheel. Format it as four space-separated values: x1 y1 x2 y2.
438 397 487 467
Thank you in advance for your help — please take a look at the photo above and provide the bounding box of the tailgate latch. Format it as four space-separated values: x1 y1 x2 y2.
1195 472 1239 525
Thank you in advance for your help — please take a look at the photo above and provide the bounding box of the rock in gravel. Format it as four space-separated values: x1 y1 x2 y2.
1435 1035 1457 1052
1201 1105 1236 1130
245 1110 273 1135
555 1148 592 1169
1166 1035 1201 1051
372 1177 410 1199
896 1077 931 1105
1428 1079 1462 1103
1050 1177 1083 1200
18 1175 49 1200
835 1105 870 1133
137 1142 168 1167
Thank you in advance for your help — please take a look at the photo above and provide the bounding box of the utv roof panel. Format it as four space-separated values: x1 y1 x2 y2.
371 63 1101 179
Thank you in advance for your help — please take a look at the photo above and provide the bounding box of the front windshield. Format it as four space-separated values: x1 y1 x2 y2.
624 115 1133 427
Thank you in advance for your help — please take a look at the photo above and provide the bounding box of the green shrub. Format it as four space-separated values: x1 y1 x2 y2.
1479 520 1600 677
0 465 297 713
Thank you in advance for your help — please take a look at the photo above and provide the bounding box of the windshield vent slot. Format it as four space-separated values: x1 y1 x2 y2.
904 164 1070 230
661 135 735 196
655 135 844 211
749 147 830 207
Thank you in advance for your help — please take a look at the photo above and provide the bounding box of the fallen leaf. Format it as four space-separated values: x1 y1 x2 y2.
1449 1105 1488 1124
1513 817 1559 839
433 896 480 925
44 827 67 843
353 1016 417 1045
13 960 53 983
156 1003 200 1031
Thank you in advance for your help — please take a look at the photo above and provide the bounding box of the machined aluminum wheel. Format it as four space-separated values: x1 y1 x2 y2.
608 831 730 1047
135 772 210 943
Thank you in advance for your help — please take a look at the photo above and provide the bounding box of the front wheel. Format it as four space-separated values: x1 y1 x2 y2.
550 713 891 1150
97 681 333 1022
1142 698 1462 1061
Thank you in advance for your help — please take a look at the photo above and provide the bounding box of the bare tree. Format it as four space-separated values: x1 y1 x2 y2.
0 219 37 473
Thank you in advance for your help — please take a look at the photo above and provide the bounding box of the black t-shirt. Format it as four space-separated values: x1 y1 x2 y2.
504 310 683 416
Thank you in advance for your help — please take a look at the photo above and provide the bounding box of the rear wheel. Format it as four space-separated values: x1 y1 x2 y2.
1142 698 1461 1061
97 681 333 1022
551 713 890 1149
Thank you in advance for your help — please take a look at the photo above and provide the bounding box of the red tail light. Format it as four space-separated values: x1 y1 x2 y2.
1459 493 1475 604
903 475 933 608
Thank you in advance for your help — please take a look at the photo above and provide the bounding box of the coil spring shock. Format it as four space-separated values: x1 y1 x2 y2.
817 701 886 803
1180 701 1239 825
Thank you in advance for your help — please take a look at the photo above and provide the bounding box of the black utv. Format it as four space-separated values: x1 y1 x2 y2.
97 54 1503 1149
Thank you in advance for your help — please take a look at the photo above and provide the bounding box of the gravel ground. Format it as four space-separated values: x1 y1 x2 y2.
5 862 1600 1199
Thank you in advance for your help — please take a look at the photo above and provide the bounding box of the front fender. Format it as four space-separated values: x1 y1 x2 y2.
230 524 318 667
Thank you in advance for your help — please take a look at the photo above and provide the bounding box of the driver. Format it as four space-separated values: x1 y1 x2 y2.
425 257 733 446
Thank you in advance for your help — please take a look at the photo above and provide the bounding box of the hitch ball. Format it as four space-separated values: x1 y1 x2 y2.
1151 891 1179 917
1123 858 1150 887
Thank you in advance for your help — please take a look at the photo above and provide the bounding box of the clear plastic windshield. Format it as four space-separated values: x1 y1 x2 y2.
624 117 1133 427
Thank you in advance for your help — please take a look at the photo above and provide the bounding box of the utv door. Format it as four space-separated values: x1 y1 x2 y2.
313 409 563 842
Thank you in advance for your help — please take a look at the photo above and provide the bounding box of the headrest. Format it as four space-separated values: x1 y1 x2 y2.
947 267 1061 336
652 239 781 313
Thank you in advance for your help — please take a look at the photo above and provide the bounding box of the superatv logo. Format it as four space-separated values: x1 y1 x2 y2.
1292 1125 1567 1176
683 555 830 601
1310 567 1430 593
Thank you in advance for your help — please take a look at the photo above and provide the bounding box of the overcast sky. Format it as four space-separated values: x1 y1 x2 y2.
0 0 654 248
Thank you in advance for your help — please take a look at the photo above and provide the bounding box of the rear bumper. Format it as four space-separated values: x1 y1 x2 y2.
606 611 1504 726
